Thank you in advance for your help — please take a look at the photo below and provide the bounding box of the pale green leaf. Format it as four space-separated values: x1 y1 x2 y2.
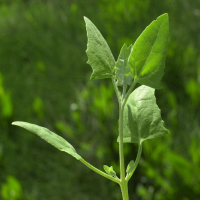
115 44 133 86
128 13 169 89
12 121 81 160
103 165 116 177
84 17 115 80
103 165 110 174
126 160 135 174
121 85 169 143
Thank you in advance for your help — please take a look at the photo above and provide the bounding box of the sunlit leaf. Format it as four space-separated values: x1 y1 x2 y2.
12 121 81 160
128 13 169 89
115 44 133 86
121 85 169 143
84 17 115 79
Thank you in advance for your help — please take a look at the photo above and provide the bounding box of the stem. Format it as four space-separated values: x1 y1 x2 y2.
112 77 121 103
117 80 138 200
122 84 127 99
124 80 137 105
126 142 143 182
120 181 129 200
80 158 120 184
119 101 129 200
119 102 125 180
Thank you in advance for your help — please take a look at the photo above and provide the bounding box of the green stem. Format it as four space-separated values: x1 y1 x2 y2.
126 142 143 182
118 80 138 200
119 102 125 180
119 102 129 200
124 80 137 105
112 77 121 103
120 181 129 200
80 158 120 184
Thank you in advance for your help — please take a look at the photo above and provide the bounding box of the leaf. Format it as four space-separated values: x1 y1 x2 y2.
128 13 169 89
12 121 81 160
84 17 115 79
115 44 133 86
121 85 169 143
103 165 116 177
126 160 135 174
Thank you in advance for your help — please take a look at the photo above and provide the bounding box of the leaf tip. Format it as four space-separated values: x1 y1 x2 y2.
83 16 90 24
12 121 21 126
83 16 87 21
158 13 169 21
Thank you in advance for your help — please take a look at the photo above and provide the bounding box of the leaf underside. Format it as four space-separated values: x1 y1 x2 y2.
115 44 133 86
128 13 169 89
84 17 115 80
121 85 169 143
12 121 81 160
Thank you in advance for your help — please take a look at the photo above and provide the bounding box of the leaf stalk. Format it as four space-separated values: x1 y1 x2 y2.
80 158 120 184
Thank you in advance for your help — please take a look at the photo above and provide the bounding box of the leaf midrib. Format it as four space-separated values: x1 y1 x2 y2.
137 17 166 79
90 22 114 73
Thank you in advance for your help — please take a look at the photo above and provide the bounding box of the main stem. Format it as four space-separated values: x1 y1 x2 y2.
119 100 129 200
112 79 137 200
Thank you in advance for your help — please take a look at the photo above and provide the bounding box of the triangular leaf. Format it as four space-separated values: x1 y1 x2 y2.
120 85 169 143
84 17 115 80
115 44 133 86
12 121 81 160
128 13 169 89
126 160 135 174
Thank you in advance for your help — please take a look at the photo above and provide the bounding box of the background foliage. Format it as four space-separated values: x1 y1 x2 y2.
0 0 200 199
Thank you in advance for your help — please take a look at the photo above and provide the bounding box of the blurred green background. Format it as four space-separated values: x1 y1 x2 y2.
0 0 200 199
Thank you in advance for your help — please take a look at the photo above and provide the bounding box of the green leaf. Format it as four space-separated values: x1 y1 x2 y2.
121 85 169 143
12 121 81 160
1 176 22 200
84 17 115 79
103 165 116 177
128 13 169 89
115 44 133 86
126 160 135 174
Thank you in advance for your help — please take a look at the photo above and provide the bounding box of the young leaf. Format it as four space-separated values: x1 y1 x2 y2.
128 13 169 89
103 165 116 177
121 85 169 143
84 17 115 80
126 160 135 174
12 121 81 160
115 44 133 86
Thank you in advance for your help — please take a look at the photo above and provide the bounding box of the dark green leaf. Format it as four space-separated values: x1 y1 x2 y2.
128 13 169 89
121 85 169 143
84 17 115 80
115 44 133 86
12 121 81 160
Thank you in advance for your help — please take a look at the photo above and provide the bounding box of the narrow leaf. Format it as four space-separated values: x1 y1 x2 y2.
84 17 115 79
121 85 169 143
128 13 169 89
126 160 135 174
115 44 133 86
12 121 81 160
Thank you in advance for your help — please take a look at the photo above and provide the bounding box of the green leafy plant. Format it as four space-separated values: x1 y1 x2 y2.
12 13 169 200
